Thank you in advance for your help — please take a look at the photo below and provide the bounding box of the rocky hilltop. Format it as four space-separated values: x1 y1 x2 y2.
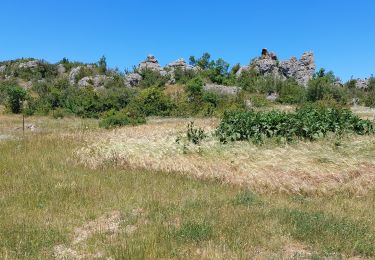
0 50 372 90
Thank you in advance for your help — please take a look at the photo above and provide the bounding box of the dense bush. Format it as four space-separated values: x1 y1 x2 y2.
1 82 28 113
237 70 283 94
216 105 374 143
306 69 348 104
189 53 234 85
185 77 204 101
277 79 306 104
173 67 197 84
13 60 58 81
128 87 175 116
99 109 146 129
138 69 169 88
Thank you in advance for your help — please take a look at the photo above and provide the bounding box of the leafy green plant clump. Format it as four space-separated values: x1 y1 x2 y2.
216 105 374 143
99 109 146 129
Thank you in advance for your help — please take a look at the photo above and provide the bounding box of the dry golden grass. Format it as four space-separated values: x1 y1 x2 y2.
76 117 375 195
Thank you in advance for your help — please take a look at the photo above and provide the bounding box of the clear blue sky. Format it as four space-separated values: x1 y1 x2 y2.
1 0 374 81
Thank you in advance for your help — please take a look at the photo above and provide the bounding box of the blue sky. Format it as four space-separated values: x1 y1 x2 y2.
1 0 374 81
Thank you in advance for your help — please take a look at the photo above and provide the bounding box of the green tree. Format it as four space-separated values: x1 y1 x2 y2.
98 55 107 74
5 84 27 113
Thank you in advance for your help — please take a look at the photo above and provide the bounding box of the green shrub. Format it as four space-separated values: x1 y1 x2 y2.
173 67 196 84
3 83 28 113
99 109 146 129
138 69 169 88
129 87 175 116
216 105 374 143
185 77 204 100
306 69 348 104
63 87 103 118
277 79 306 104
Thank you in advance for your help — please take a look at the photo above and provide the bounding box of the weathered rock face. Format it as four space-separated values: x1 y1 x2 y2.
57 64 66 74
69 66 83 85
0 65 6 74
165 58 196 71
355 78 369 89
279 52 315 87
124 73 142 87
204 84 241 95
237 49 316 87
138 54 167 76
68 65 96 85
126 55 198 87
165 58 197 83
18 60 40 69
77 75 113 88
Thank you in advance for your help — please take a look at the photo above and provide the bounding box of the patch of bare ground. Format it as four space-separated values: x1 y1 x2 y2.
54 209 145 259
75 118 375 195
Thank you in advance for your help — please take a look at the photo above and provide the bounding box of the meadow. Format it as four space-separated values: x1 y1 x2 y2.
1 109 374 259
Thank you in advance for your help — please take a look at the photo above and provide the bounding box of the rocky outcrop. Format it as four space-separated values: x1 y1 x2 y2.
165 58 197 83
355 78 370 89
126 55 198 87
0 65 6 74
124 73 142 87
279 52 315 87
138 54 167 76
237 49 316 87
204 84 241 95
77 75 113 88
18 60 40 69
69 66 83 85
57 64 66 74
68 65 96 85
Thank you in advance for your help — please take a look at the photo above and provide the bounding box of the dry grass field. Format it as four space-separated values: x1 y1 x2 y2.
1 110 375 259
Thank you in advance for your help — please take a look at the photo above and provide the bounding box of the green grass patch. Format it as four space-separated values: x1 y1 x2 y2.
275 208 375 256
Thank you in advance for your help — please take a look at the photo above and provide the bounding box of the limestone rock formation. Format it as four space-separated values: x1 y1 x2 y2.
0 65 6 74
279 52 315 87
57 64 66 74
165 58 197 83
18 60 40 69
237 49 316 87
69 66 83 85
138 54 167 76
77 75 113 88
124 73 142 87
355 78 369 89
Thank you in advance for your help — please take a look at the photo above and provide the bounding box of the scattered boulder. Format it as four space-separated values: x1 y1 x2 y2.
204 84 241 95
266 92 279 102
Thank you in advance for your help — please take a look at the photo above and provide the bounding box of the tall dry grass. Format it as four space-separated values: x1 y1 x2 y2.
76 118 375 195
